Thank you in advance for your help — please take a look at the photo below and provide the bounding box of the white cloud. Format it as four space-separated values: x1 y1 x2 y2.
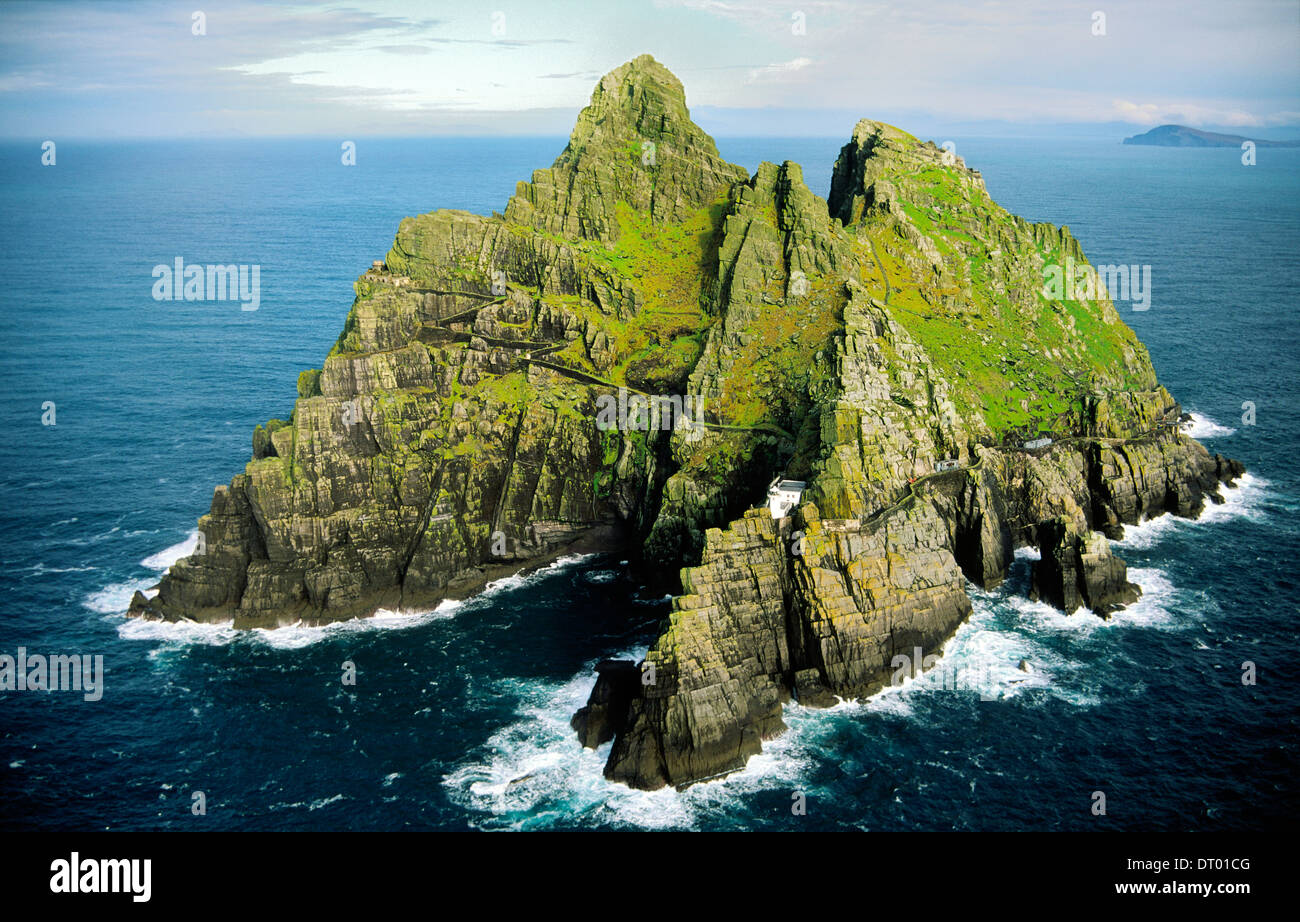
1 0 1297 136
747 57 812 83
1112 100 1278 129
0 72 51 93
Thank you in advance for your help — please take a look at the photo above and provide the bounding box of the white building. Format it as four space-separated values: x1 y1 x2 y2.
767 478 806 518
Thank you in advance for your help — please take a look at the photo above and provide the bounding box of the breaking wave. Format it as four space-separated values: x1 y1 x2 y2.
109 551 598 649
1112 472 1267 550
140 530 200 570
442 643 813 831
442 469 1268 828
1182 412 1237 439
81 529 197 614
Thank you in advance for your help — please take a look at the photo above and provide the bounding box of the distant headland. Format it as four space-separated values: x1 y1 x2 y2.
1123 124 1300 147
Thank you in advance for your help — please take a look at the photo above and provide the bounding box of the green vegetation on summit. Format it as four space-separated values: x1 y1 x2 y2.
130 55 1244 791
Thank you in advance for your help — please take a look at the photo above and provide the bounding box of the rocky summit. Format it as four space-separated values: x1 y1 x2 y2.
128 55 1244 791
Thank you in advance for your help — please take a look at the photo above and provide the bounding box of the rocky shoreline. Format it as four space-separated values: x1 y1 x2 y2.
127 55 1243 791
587 430 1242 790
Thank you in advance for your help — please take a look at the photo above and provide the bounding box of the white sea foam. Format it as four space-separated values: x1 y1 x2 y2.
110 551 598 648
20 562 99 577
67 525 120 547
445 544 1212 828
445 543 1209 828
632 593 674 605
117 616 241 646
251 605 465 651
1113 472 1267 550
1197 471 1267 524
468 554 597 601
308 793 344 811
1182 412 1236 439
85 580 156 614
443 643 814 830
1110 509 1183 550
1008 566 1178 634
818 559 1185 720
81 530 194 615
442 646 664 826
114 601 466 650
141 530 199 570
445 592 1087 830
881 588 1088 705
928 614 1058 699
267 793 347 813
442 448 1267 824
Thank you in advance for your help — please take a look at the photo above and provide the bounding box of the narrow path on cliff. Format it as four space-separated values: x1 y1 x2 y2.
414 284 799 442
407 286 500 301
431 299 501 326
514 354 795 440
859 420 1187 529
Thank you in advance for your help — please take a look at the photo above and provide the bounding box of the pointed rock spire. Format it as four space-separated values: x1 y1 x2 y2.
505 55 748 243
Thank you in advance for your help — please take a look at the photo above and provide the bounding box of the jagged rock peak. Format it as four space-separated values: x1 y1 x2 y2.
563 54 716 157
504 55 748 243
829 117 985 226
849 118 916 147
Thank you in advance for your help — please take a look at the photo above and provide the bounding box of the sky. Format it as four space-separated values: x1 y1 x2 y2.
1 0 1297 139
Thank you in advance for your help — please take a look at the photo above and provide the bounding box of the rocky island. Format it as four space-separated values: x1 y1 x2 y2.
1123 124 1300 147
128 55 1243 791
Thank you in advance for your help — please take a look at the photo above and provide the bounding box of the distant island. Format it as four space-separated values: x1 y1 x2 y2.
1123 124 1300 147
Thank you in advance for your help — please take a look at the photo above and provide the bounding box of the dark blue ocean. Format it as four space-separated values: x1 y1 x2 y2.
1 136 1296 830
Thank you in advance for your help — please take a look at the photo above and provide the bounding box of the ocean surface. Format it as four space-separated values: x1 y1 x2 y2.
0 136 1296 830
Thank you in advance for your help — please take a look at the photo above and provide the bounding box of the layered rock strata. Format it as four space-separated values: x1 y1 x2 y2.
126 56 1243 791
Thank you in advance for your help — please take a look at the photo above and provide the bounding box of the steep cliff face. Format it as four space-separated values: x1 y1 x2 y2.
129 56 1242 790
130 55 753 628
